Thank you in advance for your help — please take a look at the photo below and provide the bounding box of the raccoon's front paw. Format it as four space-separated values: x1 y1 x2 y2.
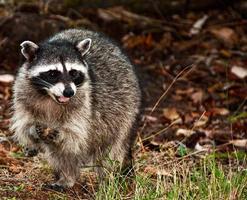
24 146 38 157
29 125 41 143
35 123 59 144
42 183 65 192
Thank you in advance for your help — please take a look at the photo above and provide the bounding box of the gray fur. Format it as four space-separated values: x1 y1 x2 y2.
11 29 141 188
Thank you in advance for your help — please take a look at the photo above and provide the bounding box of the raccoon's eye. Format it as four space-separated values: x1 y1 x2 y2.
69 70 84 86
69 70 80 78
48 70 61 78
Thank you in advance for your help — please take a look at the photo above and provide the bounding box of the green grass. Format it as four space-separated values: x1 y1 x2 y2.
1 152 246 199
95 152 247 200
228 112 247 123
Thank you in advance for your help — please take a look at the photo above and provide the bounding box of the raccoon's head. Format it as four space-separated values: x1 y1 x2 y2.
20 38 91 104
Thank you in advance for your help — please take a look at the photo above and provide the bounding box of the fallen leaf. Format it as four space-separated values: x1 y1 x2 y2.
0 74 14 83
210 27 238 47
231 65 247 79
210 107 230 116
191 90 204 104
184 113 194 124
144 166 157 175
175 87 194 95
9 165 22 173
157 32 173 50
145 115 158 123
163 107 181 121
176 129 193 137
0 150 7 158
157 169 172 177
26 185 34 191
229 87 247 99
230 139 247 148
0 136 11 151
190 15 208 36
144 166 172 177
122 33 153 49
193 115 208 127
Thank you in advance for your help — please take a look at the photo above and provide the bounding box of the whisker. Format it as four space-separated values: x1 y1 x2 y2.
31 77 53 88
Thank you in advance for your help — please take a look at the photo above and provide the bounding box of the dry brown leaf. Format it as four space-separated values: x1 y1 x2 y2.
157 32 173 50
230 139 247 148
9 165 22 173
175 88 194 95
210 27 238 46
193 115 208 127
184 113 195 124
145 115 158 123
190 15 208 35
191 90 204 104
122 33 153 49
0 136 11 151
157 169 172 177
231 65 247 79
163 107 181 122
0 150 7 158
0 74 14 83
144 166 172 177
176 129 193 137
144 166 157 175
210 107 229 116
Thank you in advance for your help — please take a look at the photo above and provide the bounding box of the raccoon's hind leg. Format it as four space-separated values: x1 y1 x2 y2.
103 132 136 178
30 125 81 190
94 144 132 180
43 153 80 191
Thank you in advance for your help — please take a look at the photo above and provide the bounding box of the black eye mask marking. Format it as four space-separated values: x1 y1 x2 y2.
39 70 62 84
30 65 85 96
30 70 62 90
69 70 84 86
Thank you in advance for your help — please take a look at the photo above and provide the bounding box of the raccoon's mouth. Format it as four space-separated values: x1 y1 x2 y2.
55 96 70 104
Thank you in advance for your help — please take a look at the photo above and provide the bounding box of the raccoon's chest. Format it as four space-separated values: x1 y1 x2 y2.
26 99 68 127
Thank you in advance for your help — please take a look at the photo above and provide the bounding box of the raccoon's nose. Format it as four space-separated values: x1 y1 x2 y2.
63 87 74 98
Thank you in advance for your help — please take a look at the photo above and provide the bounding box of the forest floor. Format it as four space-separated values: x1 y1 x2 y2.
0 2 246 200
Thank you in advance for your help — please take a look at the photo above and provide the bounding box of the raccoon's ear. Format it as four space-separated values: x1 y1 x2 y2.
20 41 39 61
76 38 91 57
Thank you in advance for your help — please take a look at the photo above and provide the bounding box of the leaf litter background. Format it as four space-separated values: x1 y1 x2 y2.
0 1 246 199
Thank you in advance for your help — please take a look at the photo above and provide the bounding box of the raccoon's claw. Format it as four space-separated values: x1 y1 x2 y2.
35 123 59 144
45 129 59 143
35 123 47 137
24 146 38 157
42 183 65 192
29 125 41 143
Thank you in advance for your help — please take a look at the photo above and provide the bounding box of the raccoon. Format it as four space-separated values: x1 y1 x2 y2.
10 29 141 190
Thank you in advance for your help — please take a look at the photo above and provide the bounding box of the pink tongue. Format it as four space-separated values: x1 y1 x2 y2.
58 96 70 103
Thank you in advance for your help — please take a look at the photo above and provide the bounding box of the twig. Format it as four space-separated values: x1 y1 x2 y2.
160 149 207 167
137 132 145 152
139 64 196 135
207 20 247 28
191 110 207 131
142 118 180 142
